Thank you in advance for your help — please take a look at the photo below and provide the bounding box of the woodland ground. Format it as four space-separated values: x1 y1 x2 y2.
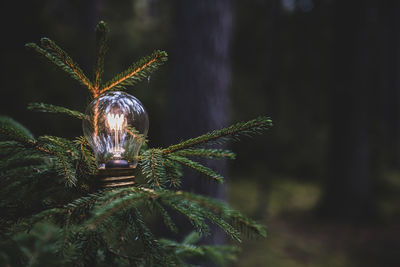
228 170 400 267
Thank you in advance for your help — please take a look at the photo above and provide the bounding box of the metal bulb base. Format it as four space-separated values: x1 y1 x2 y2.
105 159 130 169
97 168 135 188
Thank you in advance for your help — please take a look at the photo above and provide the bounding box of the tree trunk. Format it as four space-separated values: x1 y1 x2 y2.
379 0 400 169
166 0 232 245
319 0 378 220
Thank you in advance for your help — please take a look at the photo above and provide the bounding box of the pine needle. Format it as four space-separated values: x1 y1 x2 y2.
162 116 273 154
28 102 86 120
0 116 35 144
172 148 236 159
94 21 109 91
99 50 168 94
26 39 94 94
168 155 224 183
140 149 167 188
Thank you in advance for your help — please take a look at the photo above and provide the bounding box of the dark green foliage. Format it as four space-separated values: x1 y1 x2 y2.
168 155 224 183
140 149 168 188
100 50 168 93
0 116 35 144
124 125 147 146
26 21 167 98
177 192 267 239
28 102 86 120
1 113 270 265
1 21 272 266
160 232 240 266
36 135 80 187
94 21 109 89
26 38 94 93
153 200 178 233
139 147 233 187
162 116 273 154
172 148 236 160
163 159 183 188
0 223 71 266
74 136 97 177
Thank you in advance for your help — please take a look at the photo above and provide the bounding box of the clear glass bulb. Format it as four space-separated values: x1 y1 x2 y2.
83 91 149 169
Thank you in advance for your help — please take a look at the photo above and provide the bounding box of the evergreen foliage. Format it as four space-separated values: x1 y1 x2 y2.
0 21 272 266
25 21 167 98
162 116 273 154
26 38 95 93
27 102 86 120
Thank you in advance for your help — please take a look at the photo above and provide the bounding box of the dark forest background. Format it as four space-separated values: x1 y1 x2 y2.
1 0 400 266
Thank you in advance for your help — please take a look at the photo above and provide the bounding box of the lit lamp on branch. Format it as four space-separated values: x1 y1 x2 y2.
83 91 149 187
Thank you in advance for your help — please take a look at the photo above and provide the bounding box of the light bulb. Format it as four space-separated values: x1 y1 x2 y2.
83 91 149 169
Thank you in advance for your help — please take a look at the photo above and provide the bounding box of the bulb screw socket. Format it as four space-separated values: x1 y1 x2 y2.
97 168 135 188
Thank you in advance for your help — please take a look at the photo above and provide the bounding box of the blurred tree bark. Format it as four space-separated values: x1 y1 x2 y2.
319 0 379 220
253 0 282 221
379 0 400 169
165 0 232 245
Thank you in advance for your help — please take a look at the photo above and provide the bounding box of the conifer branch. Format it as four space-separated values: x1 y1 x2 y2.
28 102 86 120
81 188 248 242
3 22 272 265
15 208 66 231
162 160 182 188
37 136 79 187
33 144 55 155
97 187 139 205
99 50 168 94
74 136 97 175
54 152 77 187
151 151 160 187
94 21 109 91
125 126 146 144
93 100 100 141
172 148 236 159
130 207 161 255
0 134 54 161
163 192 242 241
180 192 267 239
75 136 90 163
160 235 239 266
227 210 267 239
66 191 106 221
0 116 35 144
61 209 72 253
0 141 25 161
162 116 273 154
26 39 95 94
39 38 95 93
140 149 167 188
86 192 147 230
1 118 85 187
161 196 209 235
153 200 178 233
74 230 108 264
168 155 224 183
0 150 43 171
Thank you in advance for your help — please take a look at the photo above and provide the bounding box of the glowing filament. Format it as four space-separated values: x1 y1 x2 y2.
106 113 126 158
107 113 125 131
